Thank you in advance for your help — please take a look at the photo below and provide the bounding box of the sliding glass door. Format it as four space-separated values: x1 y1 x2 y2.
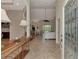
64 0 78 59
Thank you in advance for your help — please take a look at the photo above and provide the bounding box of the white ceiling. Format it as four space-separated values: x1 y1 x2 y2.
31 0 56 20
1 0 26 10
31 8 55 20
1 0 56 10
1 0 56 21
31 0 56 9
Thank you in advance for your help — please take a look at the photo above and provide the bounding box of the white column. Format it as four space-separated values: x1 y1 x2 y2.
56 18 59 44
26 0 31 38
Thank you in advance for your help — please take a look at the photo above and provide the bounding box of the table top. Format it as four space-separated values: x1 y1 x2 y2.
1 36 30 56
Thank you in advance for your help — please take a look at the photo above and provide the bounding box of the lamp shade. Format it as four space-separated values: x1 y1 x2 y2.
19 20 27 27
1 8 11 22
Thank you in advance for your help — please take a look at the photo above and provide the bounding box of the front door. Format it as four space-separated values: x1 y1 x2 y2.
64 0 78 59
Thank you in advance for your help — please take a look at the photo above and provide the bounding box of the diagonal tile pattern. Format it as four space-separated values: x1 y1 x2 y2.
24 37 61 59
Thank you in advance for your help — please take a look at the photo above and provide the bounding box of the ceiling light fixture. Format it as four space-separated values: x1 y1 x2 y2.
43 8 49 22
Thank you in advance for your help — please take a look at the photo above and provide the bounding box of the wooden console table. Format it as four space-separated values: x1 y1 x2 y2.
1 37 30 59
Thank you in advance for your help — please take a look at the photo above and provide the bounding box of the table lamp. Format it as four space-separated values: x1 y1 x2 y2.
1 8 11 23
19 20 27 36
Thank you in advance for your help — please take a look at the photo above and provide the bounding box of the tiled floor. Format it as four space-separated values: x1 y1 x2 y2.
24 37 61 59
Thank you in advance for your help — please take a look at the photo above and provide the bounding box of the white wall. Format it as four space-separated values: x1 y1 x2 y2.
56 0 68 43
56 0 68 59
56 0 64 44
7 10 25 40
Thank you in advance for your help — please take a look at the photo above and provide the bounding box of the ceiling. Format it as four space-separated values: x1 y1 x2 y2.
30 0 56 20
31 0 56 9
1 0 56 21
1 0 56 10
1 0 26 10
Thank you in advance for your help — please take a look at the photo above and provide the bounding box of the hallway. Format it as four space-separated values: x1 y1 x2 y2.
24 37 61 59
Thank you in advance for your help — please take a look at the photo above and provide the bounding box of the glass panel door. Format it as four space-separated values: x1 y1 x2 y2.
64 0 78 59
